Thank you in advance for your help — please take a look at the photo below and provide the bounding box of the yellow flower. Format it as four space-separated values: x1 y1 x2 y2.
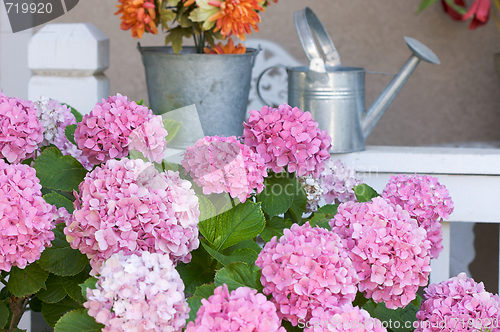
115 0 158 39
207 0 263 40
204 38 246 54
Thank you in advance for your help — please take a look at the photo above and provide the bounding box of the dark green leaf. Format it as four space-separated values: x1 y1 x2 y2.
43 191 75 214
186 283 216 323
37 274 67 303
362 296 422 332
224 239 262 255
287 178 308 224
257 174 294 218
62 269 90 304
193 283 216 298
353 183 380 203
176 247 217 294
29 296 43 312
317 204 338 216
42 297 82 328
214 262 262 292
34 147 87 192
38 224 89 276
199 201 265 251
62 103 83 123
8 263 49 297
53 309 103 332
260 217 291 243
416 0 440 13
201 241 258 267
0 287 9 301
0 301 9 328
64 124 77 145
164 27 193 53
284 319 305 331
162 118 182 143
308 213 331 230
79 277 98 302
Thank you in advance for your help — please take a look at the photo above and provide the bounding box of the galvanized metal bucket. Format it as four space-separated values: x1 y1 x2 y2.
138 45 259 147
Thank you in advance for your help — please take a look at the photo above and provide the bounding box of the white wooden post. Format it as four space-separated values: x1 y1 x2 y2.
28 23 110 115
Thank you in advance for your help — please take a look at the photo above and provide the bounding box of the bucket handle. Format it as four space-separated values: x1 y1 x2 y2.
256 65 289 107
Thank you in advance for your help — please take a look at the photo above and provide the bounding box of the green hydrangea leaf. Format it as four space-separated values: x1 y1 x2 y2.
214 262 262 292
162 118 181 143
62 269 91 304
38 224 89 277
224 239 262 255
34 147 87 192
260 216 291 243
79 277 98 302
186 283 216 324
353 183 380 203
42 297 82 328
53 309 103 332
199 200 265 251
176 246 217 294
257 173 295 218
201 241 258 267
362 296 422 332
7 263 49 298
0 301 9 328
36 274 67 303
64 124 77 145
43 191 74 214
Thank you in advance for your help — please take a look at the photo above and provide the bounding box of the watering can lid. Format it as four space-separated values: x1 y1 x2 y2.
294 7 342 70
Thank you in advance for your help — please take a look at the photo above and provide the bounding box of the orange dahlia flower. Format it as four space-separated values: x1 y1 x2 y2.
208 0 263 40
204 38 246 54
115 0 158 39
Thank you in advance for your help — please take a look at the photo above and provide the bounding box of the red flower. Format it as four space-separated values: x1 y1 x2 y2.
462 0 491 29
441 0 466 20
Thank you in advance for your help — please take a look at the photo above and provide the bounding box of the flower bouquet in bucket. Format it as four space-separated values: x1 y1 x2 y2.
0 90 498 332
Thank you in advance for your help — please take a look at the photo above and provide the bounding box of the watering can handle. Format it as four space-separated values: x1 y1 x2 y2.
256 65 288 107
294 7 342 67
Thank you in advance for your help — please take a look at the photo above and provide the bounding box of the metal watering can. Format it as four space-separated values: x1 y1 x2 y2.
256 7 440 153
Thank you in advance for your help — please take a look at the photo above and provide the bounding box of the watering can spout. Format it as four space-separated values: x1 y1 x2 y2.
362 37 440 139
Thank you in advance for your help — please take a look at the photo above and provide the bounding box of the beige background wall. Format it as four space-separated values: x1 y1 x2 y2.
45 0 500 147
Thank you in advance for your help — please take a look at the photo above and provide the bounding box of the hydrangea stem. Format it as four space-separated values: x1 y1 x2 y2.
9 295 29 330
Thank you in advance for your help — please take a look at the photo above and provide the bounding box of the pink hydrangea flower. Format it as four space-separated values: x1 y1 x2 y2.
415 273 500 332
320 158 362 204
243 104 331 177
85 251 189 332
35 96 92 170
0 160 55 271
0 92 44 163
382 174 454 259
305 304 387 332
255 222 359 326
330 197 432 309
65 158 200 274
185 284 286 332
74 94 167 165
182 135 267 203
128 115 168 163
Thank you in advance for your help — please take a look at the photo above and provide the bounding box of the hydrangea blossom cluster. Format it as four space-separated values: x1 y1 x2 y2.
243 104 331 177
330 197 432 309
35 96 92 169
382 174 454 259
182 135 267 203
0 160 55 271
256 222 359 326
298 175 324 213
0 92 44 163
185 284 286 332
415 273 500 332
305 304 387 332
65 158 200 274
85 251 189 332
320 159 362 204
74 94 167 165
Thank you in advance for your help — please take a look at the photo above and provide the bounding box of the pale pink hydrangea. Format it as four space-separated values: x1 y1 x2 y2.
305 304 387 332
416 273 500 332
185 284 286 332
182 135 267 203
298 175 324 213
243 104 331 177
65 158 200 274
74 94 167 165
320 158 362 204
255 222 359 326
85 251 189 332
330 197 432 309
382 174 454 259
128 115 168 163
0 92 44 163
0 160 55 271
35 96 92 169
